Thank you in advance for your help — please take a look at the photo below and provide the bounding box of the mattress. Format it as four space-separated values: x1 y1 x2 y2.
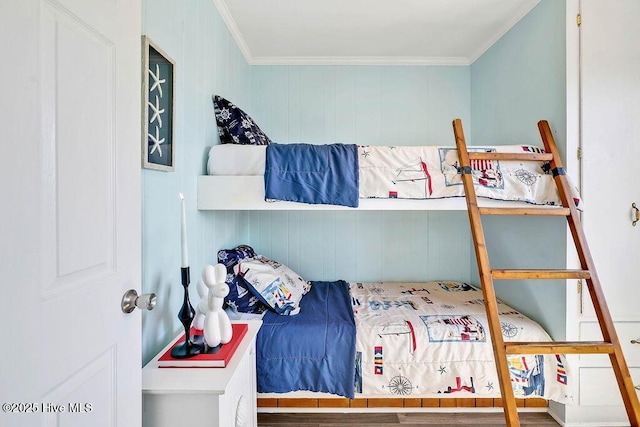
207 144 266 175
352 282 573 403
252 279 574 403
206 143 581 209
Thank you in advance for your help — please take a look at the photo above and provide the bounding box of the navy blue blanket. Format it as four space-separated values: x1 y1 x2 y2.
256 280 356 398
264 143 359 207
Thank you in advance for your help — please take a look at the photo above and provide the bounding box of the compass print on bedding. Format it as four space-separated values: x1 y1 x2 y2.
142 36 175 171
501 321 519 338
386 375 414 395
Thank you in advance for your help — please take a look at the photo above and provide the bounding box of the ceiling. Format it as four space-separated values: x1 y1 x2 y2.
212 0 541 66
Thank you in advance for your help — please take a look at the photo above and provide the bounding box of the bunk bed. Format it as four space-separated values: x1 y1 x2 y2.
204 98 582 413
205 137 581 409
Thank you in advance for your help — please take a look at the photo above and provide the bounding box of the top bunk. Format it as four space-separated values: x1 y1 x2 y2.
197 141 581 212
199 98 579 211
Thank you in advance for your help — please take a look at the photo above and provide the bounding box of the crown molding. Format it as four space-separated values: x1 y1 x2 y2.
249 56 471 66
211 0 254 63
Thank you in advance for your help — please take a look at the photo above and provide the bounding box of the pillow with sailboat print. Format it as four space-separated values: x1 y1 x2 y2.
212 95 272 146
234 255 311 316
217 244 268 315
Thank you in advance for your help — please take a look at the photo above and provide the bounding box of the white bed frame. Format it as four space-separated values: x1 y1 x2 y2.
197 175 555 211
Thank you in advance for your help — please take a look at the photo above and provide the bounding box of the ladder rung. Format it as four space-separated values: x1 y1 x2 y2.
491 269 591 279
467 152 553 162
505 341 614 355
478 207 570 216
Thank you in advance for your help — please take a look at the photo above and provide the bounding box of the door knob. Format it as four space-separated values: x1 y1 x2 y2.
121 289 157 313
633 203 639 226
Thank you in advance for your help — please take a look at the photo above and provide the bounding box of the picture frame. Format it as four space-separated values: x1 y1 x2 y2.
142 36 175 171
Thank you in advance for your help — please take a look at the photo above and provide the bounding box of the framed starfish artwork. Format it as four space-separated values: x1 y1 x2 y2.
142 36 175 171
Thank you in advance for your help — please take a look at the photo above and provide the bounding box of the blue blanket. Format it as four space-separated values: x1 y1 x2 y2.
256 280 356 398
264 143 359 207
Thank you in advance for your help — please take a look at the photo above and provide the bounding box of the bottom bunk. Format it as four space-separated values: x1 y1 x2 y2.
244 280 574 410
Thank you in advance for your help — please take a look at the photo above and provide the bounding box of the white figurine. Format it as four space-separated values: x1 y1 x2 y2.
192 277 208 331
201 263 233 348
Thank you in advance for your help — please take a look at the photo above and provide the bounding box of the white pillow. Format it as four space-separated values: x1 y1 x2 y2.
234 255 311 315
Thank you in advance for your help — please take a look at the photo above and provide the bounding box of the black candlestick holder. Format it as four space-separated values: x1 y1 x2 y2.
170 267 203 358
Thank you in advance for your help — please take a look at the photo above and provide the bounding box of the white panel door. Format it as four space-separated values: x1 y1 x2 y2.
0 0 141 426
581 0 640 319
571 0 640 424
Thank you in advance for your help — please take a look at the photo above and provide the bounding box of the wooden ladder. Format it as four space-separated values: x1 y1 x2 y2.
452 118 640 427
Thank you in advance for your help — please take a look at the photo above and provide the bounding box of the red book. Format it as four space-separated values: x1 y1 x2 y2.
157 323 248 368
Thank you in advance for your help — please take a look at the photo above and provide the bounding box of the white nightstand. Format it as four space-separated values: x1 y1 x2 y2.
142 320 261 427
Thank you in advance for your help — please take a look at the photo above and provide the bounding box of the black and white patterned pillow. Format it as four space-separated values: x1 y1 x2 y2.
212 95 271 145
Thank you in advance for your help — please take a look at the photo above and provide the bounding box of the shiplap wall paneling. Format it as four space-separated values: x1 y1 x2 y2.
247 211 472 284
250 65 470 146
141 0 252 364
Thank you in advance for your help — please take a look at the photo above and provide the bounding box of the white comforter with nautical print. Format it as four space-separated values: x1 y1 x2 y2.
351 281 574 403
358 145 582 208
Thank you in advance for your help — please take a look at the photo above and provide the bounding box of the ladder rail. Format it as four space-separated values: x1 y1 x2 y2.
538 120 613 339
538 120 640 424
452 119 520 426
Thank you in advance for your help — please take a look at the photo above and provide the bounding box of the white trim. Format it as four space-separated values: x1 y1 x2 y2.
564 0 581 326
197 175 568 211
249 56 471 66
468 0 541 64
548 407 566 426
563 3 580 425
210 0 254 63
561 422 629 427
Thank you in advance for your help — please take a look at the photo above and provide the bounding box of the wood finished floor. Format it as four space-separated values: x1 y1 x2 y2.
257 412 561 426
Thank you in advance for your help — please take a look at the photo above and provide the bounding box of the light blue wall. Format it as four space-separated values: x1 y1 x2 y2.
246 66 474 284
247 210 472 284
244 1 567 338
141 0 252 365
140 0 568 364
471 0 566 152
250 66 470 146
470 0 567 338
